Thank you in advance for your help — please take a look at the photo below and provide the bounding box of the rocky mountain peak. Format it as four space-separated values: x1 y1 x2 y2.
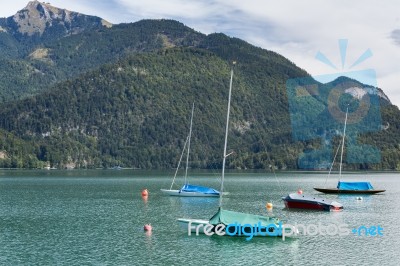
10 1 111 36
13 1 70 35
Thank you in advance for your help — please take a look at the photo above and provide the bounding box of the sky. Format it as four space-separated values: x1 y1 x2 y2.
2 0 399 108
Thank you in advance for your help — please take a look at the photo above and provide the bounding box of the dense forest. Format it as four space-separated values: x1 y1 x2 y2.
0 2 399 170
0 47 399 170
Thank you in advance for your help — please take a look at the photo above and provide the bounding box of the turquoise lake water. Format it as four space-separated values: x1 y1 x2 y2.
0 170 399 265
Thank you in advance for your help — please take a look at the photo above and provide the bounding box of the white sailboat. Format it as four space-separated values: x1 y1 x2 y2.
161 103 221 197
178 63 281 237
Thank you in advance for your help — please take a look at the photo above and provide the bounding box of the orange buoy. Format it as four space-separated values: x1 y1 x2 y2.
141 189 149 197
297 188 303 194
266 202 273 210
144 224 152 231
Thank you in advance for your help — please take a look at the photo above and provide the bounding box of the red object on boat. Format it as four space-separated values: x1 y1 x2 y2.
144 224 152 231
141 189 149 197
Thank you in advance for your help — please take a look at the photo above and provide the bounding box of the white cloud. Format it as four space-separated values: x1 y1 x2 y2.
113 0 400 108
1 0 399 107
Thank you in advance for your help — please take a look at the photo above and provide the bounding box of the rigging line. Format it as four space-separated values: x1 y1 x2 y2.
239 92 288 211
219 64 235 207
242 91 284 198
170 135 189 190
198 107 224 184
184 102 195 185
339 106 349 181
324 138 342 188
186 48 223 187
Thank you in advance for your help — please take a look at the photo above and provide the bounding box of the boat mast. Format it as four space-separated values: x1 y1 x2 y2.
170 135 189 190
339 106 349 181
219 62 235 207
184 102 195 185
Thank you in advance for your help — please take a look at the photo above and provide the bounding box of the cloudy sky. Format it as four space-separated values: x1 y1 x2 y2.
2 0 399 107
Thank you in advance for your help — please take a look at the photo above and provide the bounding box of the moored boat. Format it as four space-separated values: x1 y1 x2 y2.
178 208 281 238
314 181 385 194
161 103 222 197
282 192 343 211
314 106 385 195
161 184 222 197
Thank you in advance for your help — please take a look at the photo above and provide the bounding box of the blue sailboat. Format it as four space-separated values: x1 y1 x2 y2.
314 181 384 194
161 103 222 197
314 107 385 194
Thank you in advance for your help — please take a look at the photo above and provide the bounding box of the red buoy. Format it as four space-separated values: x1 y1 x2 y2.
141 189 149 197
144 224 152 231
297 189 303 194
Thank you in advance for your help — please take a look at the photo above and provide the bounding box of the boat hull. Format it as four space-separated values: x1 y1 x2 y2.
177 218 210 233
283 200 341 211
160 189 220 197
282 193 343 211
314 188 386 194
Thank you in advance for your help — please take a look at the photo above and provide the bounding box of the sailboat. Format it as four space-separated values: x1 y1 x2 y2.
178 63 281 237
161 103 221 197
314 106 385 194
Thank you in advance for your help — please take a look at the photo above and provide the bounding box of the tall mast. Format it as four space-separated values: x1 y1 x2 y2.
184 102 195 185
219 62 235 207
339 106 349 181
170 135 189 190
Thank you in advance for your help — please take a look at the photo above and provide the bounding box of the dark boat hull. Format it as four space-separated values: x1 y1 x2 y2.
282 193 343 211
283 200 330 211
314 188 386 194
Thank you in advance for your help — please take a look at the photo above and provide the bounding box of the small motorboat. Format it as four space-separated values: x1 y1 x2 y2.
282 192 343 211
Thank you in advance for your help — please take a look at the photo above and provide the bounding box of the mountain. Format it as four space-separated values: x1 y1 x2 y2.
0 44 308 169
0 1 114 101
0 2 399 170
0 1 111 42
0 4 205 101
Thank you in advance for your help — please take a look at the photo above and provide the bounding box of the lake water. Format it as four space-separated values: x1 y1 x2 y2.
0 170 399 265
